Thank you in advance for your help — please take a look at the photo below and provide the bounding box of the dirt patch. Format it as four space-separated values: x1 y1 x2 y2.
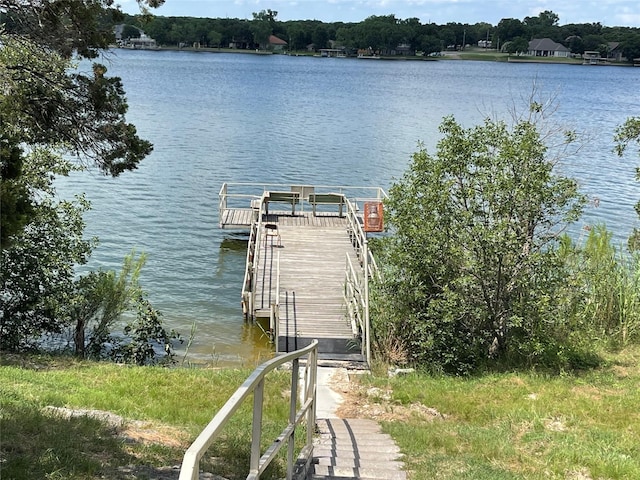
332 371 447 423
43 406 188 448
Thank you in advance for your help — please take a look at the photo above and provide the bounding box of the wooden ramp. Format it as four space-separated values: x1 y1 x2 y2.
255 212 361 357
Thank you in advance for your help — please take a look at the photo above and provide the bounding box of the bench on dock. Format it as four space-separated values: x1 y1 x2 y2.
309 193 346 217
264 191 300 216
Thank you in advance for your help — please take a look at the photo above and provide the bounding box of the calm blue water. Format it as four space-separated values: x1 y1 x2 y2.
56 50 640 363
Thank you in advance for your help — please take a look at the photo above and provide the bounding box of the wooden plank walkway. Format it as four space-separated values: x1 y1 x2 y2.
255 211 362 357
219 208 256 228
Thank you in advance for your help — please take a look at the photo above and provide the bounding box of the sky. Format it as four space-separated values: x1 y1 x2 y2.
118 0 640 28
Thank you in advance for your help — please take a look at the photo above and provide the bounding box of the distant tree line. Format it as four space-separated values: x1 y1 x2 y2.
120 9 640 61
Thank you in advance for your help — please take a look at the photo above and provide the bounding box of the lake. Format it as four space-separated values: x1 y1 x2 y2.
56 50 640 364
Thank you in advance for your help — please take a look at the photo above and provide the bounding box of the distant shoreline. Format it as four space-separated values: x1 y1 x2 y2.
112 45 634 66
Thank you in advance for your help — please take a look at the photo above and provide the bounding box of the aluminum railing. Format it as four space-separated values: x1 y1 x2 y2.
344 253 367 361
178 340 319 480
219 182 386 220
241 191 268 318
271 249 281 351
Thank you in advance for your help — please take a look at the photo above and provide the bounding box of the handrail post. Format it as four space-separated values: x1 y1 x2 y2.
274 250 281 351
288 358 300 479
363 237 371 366
306 344 317 449
250 379 265 477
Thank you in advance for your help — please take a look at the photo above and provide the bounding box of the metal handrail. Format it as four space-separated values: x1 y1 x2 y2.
220 182 386 217
344 253 367 360
252 192 269 312
240 192 269 317
271 250 281 351
178 340 319 480
342 193 387 366
242 221 257 317
219 183 228 217
344 196 383 276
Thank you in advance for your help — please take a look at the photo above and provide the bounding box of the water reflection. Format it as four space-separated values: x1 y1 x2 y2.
219 235 250 252
181 320 274 367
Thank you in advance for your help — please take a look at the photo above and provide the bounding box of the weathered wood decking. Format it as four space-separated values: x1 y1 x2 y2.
219 208 256 228
256 212 360 356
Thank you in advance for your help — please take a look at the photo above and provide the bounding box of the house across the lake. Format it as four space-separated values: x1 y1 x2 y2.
583 42 626 64
268 35 288 51
528 38 570 58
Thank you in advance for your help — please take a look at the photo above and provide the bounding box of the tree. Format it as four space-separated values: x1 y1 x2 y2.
336 25 356 49
419 34 442 55
614 117 640 250
355 15 403 52
1 2 156 194
312 24 329 50
67 252 181 365
67 252 145 358
251 9 277 49
207 29 222 47
620 33 640 63
583 34 607 53
0 191 94 351
505 36 530 54
496 18 527 44
566 35 585 54
285 23 309 50
0 0 160 351
121 24 141 39
525 10 559 30
374 106 585 373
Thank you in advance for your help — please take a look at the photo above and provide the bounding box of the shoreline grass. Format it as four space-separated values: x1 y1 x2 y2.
3 347 639 479
359 347 640 479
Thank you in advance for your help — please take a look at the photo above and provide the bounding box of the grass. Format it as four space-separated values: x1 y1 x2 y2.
0 353 297 480
3 348 640 479
359 347 640 479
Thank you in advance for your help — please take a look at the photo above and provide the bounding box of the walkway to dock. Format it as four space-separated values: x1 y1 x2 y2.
257 212 358 357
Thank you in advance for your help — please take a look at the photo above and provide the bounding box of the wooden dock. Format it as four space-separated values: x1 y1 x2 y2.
218 183 386 364
257 212 358 356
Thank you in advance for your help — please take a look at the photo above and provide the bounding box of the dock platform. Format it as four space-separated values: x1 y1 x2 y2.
219 183 386 364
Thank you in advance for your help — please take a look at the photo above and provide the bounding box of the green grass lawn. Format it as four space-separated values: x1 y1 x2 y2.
2 348 639 479
0 354 296 480
358 347 640 479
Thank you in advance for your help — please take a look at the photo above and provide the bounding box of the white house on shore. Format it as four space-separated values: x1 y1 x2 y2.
114 24 157 49
528 38 570 57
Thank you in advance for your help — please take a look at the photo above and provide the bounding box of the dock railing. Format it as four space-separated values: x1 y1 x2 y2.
241 191 268 318
271 249 281 351
178 340 319 480
344 253 366 358
343 191 387 366
219 183 386 224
